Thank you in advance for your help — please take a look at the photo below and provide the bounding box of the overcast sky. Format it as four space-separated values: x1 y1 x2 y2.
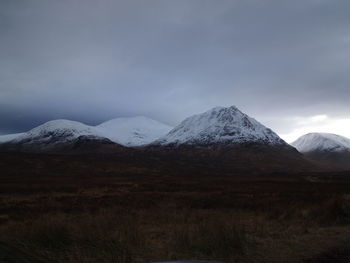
1 0 350 142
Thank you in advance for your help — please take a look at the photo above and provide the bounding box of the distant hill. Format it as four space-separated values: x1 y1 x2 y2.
292 133 350 170
0 117 172 152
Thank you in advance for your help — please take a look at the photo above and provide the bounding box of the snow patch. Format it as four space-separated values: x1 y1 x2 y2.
0 133 25 143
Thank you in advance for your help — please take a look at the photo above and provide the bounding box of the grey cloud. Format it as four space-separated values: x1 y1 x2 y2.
0 0 350 134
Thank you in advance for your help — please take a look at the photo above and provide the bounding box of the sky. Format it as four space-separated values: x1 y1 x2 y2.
0 0 350 142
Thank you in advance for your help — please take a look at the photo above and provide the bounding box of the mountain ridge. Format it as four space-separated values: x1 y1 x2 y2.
0 106 319 172
0 117 172 150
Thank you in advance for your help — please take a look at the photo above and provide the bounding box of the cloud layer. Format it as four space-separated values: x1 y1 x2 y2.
1 0 350 141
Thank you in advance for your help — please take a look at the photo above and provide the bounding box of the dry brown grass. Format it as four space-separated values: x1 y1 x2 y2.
0 152 350 262
1 207 349 263
166 215 248 261
1 212 147 263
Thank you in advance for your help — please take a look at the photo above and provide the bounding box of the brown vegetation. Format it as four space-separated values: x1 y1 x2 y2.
0 152 349 262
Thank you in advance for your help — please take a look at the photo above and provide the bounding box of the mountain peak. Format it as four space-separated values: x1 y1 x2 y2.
155 106 286 146
27 119 93 132
11 119 100 145
206 105 239 114
96 116 172 146
292 133 350 153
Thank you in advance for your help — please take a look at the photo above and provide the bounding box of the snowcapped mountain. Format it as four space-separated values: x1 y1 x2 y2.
12 119 102 143
291 133 350 170
292 133 350 153
5 120 106 151
149 106 315 172
155 106 286 146
0 108 316 172
97 116 172 147
0 117 172 151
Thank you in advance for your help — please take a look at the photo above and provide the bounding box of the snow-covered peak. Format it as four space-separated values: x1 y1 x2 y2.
97 116 172 146
12 119 101 144
0 117 173 148
291 133 350 153
26 119 95 134
155 106 286 146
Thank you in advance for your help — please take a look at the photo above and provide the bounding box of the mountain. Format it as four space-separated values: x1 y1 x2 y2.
155 106 286 146
0 117 172 152
97 116 172 147
292 133 350 170
0 107 317 172
149 106 315 173
292 133 350 153
12 119 101 143
0 120 111 152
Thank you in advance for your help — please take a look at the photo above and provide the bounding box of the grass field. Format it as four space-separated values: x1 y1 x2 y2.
0 152 349 263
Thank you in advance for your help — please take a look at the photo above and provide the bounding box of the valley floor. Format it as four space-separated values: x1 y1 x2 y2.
0 153 350 263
